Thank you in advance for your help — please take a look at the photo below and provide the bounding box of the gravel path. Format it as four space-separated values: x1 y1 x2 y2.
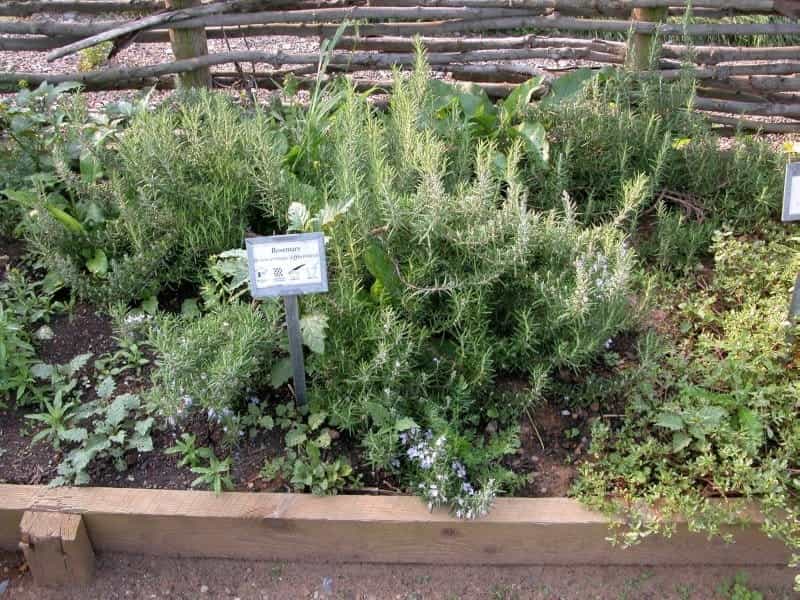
1 551 797 599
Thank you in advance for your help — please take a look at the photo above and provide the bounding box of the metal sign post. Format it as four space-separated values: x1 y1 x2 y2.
246 232 328 405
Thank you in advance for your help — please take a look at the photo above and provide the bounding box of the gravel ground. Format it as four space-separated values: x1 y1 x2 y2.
0 551 797 599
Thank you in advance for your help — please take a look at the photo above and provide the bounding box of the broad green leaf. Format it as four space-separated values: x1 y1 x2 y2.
395 417 417 432
501 76 544 121
366 401 391 427
58 427 89 443
67 352 92 376
697 406 727 427
86 249 108 276
2 189 39 207
672 431 692 452
313 431 332 449
52 81 82 95
130 432 153 452
96 376 116 400
181 298 201 319
10 115 32 134
672 138 691 150
308 411 327 431
135 417 154 436
44 204 85 234
106 395 129 427
285 428 307 447
300 314 328 355
270 357 293 388
364 241 403 299
457 83 496 122
654 412 684 431
316 198 354 230
541 68 598 107
515 121 550 163
141 295 158 315
287 202 310 232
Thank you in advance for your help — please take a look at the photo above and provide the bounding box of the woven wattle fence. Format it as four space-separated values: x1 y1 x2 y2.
2 0 800 131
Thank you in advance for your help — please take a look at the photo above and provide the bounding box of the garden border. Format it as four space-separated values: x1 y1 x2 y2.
0 484 790 572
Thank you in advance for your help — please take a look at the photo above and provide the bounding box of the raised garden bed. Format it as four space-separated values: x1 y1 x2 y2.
0 485 790 570
1 51 799 591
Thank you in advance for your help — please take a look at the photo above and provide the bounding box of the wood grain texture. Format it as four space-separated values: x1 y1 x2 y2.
19 511 94 586
0 485 789 565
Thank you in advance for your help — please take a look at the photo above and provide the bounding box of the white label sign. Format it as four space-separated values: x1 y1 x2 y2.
246 233 328 297
783 162 800 222
789 176 800 216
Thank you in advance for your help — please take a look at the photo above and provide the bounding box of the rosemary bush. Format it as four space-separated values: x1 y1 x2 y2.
278 60 638 508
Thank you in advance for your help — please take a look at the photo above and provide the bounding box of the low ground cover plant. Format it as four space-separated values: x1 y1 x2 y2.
1 43 797 586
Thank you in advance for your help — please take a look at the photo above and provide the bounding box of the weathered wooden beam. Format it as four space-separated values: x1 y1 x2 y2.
43 0 286 61
629 6 667 70
165 0 211 90
705 113 800 133
335 34 625 55
0 0 161 17
9 15 800 48
662 43 800 64
694 96 800 117
19 511 95 587
0 485 790 565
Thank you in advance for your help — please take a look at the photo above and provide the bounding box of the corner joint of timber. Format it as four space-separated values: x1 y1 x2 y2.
19 511 95 587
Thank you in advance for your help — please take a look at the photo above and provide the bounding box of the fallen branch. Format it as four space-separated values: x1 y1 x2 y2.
662 44 800 64
0 0 162 17
694 96 800 118
705 114 800 133
43 0 317 62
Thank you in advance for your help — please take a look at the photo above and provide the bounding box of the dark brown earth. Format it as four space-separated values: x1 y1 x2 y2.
36 303 117 366
0 551 796 599
0 236 25 281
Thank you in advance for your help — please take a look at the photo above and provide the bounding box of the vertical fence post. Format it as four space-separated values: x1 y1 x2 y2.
628 7 667 71
165 0 211 89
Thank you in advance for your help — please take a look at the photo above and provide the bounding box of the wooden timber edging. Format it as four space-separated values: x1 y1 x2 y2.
0 484 790 566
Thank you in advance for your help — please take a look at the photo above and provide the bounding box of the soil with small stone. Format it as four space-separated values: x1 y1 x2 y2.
0 551 797 599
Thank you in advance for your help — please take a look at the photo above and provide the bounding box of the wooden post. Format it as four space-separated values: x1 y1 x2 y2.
629 7 667 70
165 0 211 89
19 511 95 586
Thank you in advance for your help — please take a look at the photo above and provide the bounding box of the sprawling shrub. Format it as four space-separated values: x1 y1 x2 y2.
529 72 784 269
268 63 640 506
147 300 282 417
573 228 800 578
17 92 290 303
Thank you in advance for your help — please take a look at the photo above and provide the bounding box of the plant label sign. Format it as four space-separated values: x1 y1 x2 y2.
246 232 328 405
782 162 800 222
246 232 328 298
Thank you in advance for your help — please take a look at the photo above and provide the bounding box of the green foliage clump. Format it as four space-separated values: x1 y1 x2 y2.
77 42 112 73
9 92 289 304
573 229 800 582
0 269 68 407
147 300 282 417
529 72 783 270
260 58 639 510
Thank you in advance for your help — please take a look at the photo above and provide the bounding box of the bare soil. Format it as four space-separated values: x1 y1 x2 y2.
0 235 25 281
0 551 796 599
